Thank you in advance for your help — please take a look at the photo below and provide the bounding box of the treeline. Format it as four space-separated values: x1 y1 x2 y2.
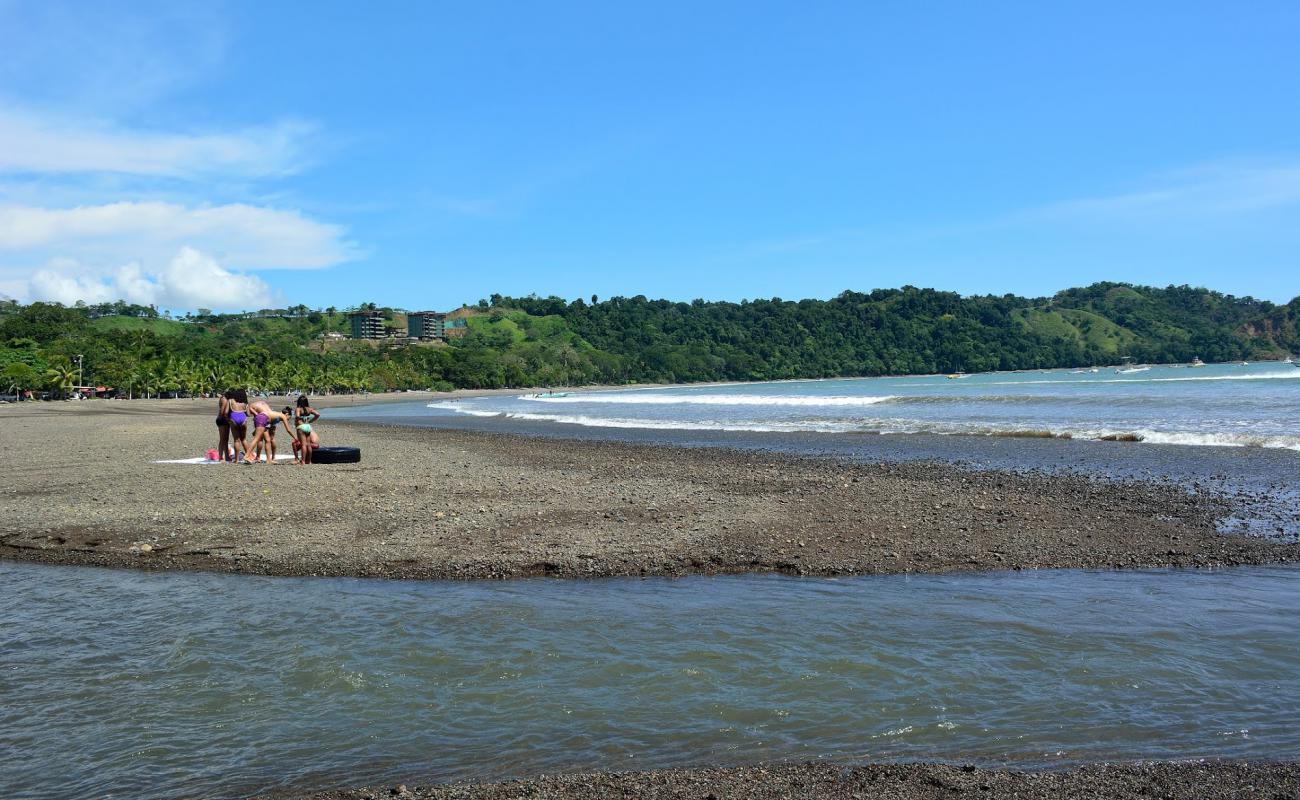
498 283 1300 381
1 282 1297 397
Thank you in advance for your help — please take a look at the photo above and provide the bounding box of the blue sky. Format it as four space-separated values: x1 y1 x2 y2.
2 1 1299 311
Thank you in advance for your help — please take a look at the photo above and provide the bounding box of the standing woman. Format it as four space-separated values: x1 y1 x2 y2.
227 388 251 463
215 390 231 461
294 395 321 465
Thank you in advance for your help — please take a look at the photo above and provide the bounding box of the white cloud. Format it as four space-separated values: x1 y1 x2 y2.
0 108 312 178
0 5 356 311
0 201 351 269
28 247 273 310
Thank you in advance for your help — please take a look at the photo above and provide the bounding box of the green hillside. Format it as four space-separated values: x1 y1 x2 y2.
90 316 187 336
1 282 1297 396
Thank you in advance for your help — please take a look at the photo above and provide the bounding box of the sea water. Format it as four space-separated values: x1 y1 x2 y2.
411 361 1300 450
3 562 1299 799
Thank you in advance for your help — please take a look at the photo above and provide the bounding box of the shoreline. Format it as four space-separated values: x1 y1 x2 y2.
264 761 1300 800
3 399 1297 580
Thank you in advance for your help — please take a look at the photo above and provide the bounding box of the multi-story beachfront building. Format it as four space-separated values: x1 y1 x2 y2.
349 310 386 339
407 311 447 341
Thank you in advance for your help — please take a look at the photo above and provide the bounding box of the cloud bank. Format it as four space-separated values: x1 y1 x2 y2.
0 201 350 267
0 104 351 310
28 247 273 310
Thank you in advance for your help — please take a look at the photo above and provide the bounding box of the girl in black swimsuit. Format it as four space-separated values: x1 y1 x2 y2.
215 391 231 461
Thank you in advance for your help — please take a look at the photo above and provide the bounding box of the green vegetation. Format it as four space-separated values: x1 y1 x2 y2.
0 282 1297 397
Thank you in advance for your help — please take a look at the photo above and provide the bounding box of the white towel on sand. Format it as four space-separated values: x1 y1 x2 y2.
153 455 296 464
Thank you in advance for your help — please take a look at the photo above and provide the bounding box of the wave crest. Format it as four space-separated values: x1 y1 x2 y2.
519 392 899 407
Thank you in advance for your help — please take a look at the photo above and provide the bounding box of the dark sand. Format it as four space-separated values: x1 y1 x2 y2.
2 398 1298 579
274 762 1300 800
6 398 1299 800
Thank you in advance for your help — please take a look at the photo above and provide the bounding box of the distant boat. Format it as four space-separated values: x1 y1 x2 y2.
945 373 970 380
1190 357 1206 367
1115 366 1151 374
1070 368 1099 374
1240 361 1250 366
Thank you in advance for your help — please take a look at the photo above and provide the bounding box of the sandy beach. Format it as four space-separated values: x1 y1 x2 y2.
2 396 1298 579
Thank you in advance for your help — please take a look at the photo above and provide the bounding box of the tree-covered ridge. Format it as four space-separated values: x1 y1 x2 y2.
0 282 1297 396
502 283 1300 381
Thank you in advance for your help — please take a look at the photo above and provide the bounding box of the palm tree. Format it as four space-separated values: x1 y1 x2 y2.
138 367 163 399
44 362 76 399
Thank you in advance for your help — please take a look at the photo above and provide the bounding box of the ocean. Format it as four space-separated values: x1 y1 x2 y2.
421 360 1300 449
333 360 1300 537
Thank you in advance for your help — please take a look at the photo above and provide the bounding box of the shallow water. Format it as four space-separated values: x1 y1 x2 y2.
3 563 1299 799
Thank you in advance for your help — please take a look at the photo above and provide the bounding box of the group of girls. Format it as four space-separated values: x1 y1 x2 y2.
215 390 322 465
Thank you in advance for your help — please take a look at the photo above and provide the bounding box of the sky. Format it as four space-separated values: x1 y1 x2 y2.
1 1 1299 312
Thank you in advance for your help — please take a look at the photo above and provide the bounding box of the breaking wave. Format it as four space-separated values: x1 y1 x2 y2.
518 392 898 407
425 402 1300 450
426 402 500 417
990 371 1300 386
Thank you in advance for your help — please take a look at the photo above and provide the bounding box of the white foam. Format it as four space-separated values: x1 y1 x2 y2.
518 392 898 407
426 401 1300 450
990 371 1300 386
426 402 500 417
499 410 864 433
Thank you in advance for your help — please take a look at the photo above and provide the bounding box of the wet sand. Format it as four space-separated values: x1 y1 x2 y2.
271 762 1300 800
2 398 1297 579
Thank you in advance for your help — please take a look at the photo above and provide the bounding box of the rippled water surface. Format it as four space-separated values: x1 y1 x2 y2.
2 563 1298 799
367 361 1300 449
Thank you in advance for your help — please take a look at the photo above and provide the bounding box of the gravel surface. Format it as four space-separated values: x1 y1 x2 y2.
270 761 1300 800
2 398 1297 579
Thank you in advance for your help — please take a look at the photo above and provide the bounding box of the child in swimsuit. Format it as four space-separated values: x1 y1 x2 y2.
294 420 320 465
244 405 293 464
243 397 275 463
262 406 291 464
292 396 322 465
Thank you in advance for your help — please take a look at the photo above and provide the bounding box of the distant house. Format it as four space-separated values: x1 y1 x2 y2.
349 310 386 339
407 311 447 341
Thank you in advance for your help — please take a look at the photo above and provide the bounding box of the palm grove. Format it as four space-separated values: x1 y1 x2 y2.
2 283 1298 399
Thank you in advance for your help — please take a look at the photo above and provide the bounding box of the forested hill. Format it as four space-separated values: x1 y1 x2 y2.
498 283 1300 380
1 282 1297 395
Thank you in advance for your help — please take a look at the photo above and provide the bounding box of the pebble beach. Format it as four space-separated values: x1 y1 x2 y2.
4 396 1299 800
2 396 1297 579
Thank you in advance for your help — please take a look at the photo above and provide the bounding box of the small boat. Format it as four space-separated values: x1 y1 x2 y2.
945 373 970 380
1190 357 1205 367
1115 366 1151 374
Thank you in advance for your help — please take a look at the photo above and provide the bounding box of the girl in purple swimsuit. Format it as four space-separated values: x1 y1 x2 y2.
226 389 250 463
